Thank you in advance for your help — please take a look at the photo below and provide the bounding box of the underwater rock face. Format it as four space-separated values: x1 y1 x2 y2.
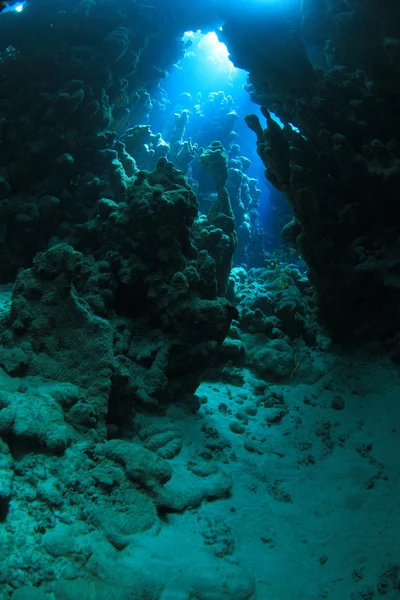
0 160 237 415
1 1 400 599
216 0 400 343
167 90 261 268
207 263 327 387
0 10 242 592
0 0 184 282
199 141 238 296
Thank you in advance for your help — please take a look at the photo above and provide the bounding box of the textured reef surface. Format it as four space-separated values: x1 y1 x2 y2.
0 0 399 598
222 0 400 344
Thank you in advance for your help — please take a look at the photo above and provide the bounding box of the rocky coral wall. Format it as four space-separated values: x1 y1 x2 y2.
0 0 185 281
218 0 400 345
0 6 249 595
0 0 240 420
122 86 265 270
160 90 264 268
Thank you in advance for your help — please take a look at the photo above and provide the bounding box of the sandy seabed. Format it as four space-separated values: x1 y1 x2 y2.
141 352 400 600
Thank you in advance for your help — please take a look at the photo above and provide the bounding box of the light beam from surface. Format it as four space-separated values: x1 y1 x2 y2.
0 1 25 12
183 30 242 78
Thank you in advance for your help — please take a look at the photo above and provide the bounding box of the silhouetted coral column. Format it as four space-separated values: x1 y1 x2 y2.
199 141 238 296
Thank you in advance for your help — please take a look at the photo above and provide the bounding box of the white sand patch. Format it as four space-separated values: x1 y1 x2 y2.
141 351 400 599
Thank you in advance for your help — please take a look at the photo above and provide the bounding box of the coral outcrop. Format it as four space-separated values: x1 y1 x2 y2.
0 0 184 282
0 160 237 419
198 141 238 295
217 0 400 344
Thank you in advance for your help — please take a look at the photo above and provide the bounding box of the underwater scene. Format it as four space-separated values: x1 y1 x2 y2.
0 0 399 598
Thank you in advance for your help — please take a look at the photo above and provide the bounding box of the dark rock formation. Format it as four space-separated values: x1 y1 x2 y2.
167 90 262 267
218 1 400 344
199 141 238 295
0 159 237 425
0 0 183 282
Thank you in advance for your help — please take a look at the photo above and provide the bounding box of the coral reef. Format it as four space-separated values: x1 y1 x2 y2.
219 0 400 343
0 159 238 418
199 141 238 296
2 1 399 598
207 260 328 386
0 0 184 282
0 5 245 594
160 90 263 267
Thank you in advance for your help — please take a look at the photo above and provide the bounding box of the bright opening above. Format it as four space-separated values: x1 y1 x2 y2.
1 1 26 13
183 30 241 78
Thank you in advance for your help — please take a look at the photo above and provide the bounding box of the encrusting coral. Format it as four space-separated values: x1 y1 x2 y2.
199 141 238 296
219 0 400 346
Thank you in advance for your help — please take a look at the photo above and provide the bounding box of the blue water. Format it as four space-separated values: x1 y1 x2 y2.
0 1 25 13
151 28 295 264
1 2 396 599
